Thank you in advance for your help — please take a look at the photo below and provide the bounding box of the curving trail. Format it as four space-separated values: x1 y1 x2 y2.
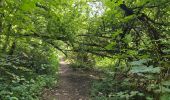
42 59 99 100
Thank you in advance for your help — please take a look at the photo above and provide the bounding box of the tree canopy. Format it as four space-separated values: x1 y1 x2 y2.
0 0 170 99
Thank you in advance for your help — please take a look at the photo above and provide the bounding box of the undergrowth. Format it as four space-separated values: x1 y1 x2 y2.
91 59 170 100
0 41 59 100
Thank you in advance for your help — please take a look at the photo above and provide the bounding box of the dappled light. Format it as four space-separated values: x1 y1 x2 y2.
0 0 170 100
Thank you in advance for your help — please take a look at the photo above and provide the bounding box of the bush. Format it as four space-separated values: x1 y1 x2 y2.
0 75 58 100
0 41 59 99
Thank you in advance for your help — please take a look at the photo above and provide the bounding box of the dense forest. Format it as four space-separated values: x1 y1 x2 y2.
0 0 170 100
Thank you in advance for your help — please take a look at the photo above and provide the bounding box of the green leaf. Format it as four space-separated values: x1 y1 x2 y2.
160 94 170 100
105 42 116 50
130 66 161 74
130 59 148 66
9 97 19 100
162 80 170 86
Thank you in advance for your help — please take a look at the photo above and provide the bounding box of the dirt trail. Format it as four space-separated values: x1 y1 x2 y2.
42 59 99 100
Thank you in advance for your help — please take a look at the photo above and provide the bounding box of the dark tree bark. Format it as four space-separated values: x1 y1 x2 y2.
8 40 16 55
119 3 164 57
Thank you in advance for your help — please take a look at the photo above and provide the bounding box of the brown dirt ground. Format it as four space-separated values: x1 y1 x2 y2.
41 59 100 100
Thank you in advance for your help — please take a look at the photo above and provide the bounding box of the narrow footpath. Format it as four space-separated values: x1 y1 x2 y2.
42 59 99 100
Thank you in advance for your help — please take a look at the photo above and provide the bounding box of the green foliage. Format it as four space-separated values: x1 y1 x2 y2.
0 75 57 100
69 52 95 70
0 0 170 99
129 59 161 74
0 43 59 99
0 45 59 99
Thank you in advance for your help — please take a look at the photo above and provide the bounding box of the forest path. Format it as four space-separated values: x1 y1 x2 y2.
42 58 99 100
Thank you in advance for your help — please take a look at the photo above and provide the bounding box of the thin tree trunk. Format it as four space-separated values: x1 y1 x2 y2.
8 39 16 55
2 24 11 53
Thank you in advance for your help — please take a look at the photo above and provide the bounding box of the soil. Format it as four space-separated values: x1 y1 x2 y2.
41 59 99 100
